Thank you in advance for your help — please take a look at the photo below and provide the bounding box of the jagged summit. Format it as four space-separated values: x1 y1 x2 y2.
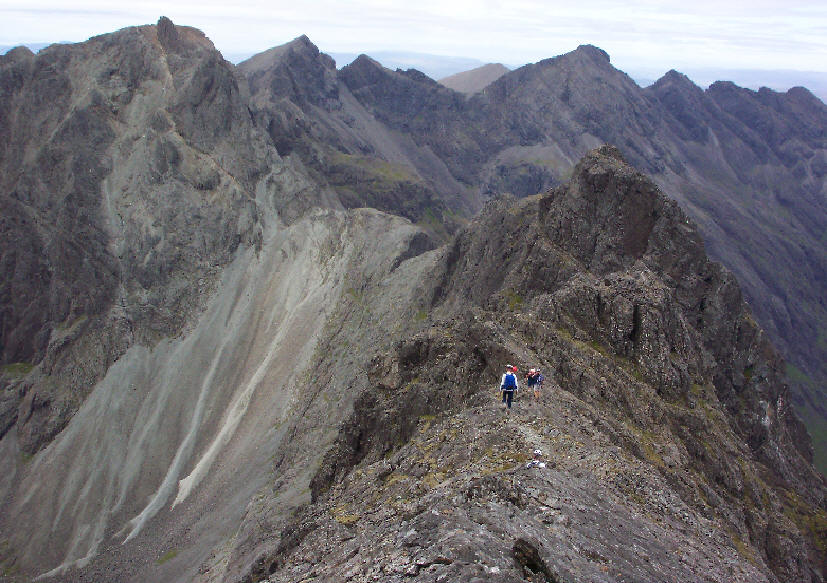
239 34 339 111
340 53 389 82
149 16 217 55
0 45 34 62
531 43 613 72
238 34 334 75
654 69 701 90
574 43 611 62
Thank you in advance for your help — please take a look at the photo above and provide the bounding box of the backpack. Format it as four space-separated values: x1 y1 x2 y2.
503 372 517 389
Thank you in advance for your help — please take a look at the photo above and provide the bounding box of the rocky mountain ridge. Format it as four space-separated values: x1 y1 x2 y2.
246 146 825 583
237 36 827 472
0 17 824 583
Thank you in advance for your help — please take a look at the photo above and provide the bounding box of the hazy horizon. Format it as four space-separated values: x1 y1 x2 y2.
3 38 825 103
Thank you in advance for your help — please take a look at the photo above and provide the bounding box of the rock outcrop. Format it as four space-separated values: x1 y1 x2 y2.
238 39 469 238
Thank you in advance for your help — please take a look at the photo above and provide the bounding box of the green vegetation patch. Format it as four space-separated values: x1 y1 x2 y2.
588 340 609 357
1 362 33 376
56 314 88 331
330 152 421 185
639 433 665 469
156 549 179 565
817 328 827 352
786 363 827 476
786 363 814 387
795 403 827 476
332 504 361 526
781 489 827 554
728 529 759 566
481 449 528 475
502 289 524 311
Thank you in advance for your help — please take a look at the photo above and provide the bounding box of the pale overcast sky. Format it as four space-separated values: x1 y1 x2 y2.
1 0 826 77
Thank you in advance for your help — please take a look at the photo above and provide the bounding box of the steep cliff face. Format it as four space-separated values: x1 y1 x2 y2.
258 147 825 583
0 19 447 582
238 40 472 238
0 17 304 456
646 76 827 440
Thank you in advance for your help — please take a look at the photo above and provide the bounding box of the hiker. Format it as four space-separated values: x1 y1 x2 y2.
501 365 519 409
526 449 546 469
525 368 544 399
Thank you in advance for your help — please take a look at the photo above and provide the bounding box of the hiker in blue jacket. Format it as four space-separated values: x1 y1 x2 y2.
501 365 519 409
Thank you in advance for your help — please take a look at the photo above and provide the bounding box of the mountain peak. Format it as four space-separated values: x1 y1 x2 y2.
439 62 510 95
339 53 390 91
587 143 627 164
652 69 704 95
285 34 319 55
785 85 827 112
349 53 384 70
660 69 692 84
574 44 611 63
532 44 613 72
152 15 214 55
238 34 334 77
0 45 34 63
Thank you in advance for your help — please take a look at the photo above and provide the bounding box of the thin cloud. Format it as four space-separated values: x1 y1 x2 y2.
0 0 825 75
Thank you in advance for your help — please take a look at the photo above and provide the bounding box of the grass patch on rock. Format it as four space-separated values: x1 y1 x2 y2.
781 489 827 554
157 549 178 565
1 362 33 376
503 289 524 311
332 504 361 526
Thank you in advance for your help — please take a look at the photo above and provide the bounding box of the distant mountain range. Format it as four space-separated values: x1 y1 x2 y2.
3 43 826 103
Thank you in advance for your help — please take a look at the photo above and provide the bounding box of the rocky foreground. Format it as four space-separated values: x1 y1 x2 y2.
263 396 779 582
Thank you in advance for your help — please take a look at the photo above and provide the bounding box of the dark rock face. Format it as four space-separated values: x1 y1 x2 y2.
260 147 825 583
239 43 481 237
0 45 117 366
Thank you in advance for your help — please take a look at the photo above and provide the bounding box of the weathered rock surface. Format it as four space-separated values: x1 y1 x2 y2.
0 202 437 582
